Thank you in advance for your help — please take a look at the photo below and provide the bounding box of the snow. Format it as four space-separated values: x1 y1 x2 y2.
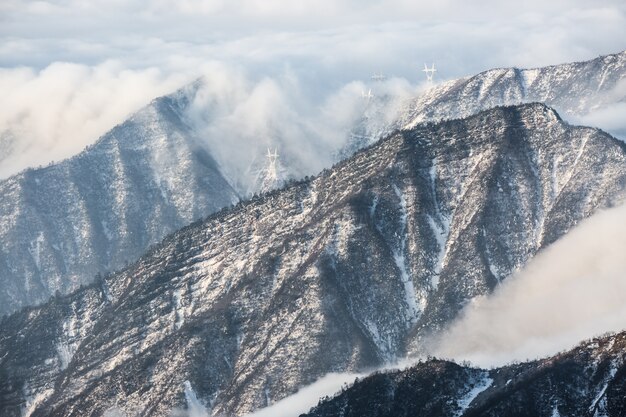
590 361 619 416
551 156 559 201
455 373 493 416
29 232 44 271
101 220 113 241
173 288 184 329
363 319 394 362
392 184 421 325
522 68 540 91
426 162 451 290
56 342 73 370
21 387 54 417
183 381 209 417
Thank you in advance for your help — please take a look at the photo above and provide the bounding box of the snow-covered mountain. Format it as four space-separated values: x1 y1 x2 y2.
0 51 623 317
343 50 626 156
402 50 626 128
1 103 624 417
0 90 238 316
303 331 626 417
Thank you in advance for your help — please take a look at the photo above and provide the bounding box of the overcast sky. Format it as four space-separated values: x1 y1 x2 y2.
1 0 625 177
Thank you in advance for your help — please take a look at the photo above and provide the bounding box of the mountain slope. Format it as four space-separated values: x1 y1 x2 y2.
1 51 623 317
0 103 624 417
346 50 626 156
302 331 626 417
402 50 626 129
0 88 239 316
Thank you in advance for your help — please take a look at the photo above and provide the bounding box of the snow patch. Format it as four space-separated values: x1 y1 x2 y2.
56 342 73 370
173 289 184 329
101 220 113 241
427 163 451 290
363 319 394 362
392 184 420 325
522 68 540 91
21 384 53 417
29 232 45 270
455 373 493 416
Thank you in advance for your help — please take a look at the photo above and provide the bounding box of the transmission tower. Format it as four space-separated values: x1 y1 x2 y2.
371 72 386 82
253 147 286 194
422 63 437 83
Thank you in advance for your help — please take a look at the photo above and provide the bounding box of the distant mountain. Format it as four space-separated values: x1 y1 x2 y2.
403 50 626 128
303 331 626 417
343 50 626 156
0 87 238 316
1 103 624 417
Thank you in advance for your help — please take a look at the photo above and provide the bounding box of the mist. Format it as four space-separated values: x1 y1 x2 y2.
0 61 192 178
1 1 625 179
572 78 626 140
430 202 626 368
183 65 418 193
242 372 365 417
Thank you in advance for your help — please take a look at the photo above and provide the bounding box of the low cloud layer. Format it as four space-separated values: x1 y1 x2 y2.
1 1 624 178
0 61 192 178
243 372 365 417
431 202 626 368
183 65 418 193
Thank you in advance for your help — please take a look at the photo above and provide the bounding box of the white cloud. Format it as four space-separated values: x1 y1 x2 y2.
184 66 417 193
0 1 624 177
242 372 365 417
0 61 192 178
431 202 626 368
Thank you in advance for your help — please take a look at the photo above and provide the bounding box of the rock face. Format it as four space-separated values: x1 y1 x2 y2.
0 89 239 316
0 103 624 417
302 331 626 417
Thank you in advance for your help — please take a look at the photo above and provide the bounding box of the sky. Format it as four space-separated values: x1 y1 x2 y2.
1 0 625 178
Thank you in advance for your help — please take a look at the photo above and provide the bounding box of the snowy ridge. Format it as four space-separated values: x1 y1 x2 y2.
1 104 625 417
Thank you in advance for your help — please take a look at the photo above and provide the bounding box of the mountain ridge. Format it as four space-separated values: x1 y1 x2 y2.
1 103 625 416
302 330 626 417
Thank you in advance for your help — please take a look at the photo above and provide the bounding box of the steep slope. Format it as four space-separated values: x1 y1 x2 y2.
303 331 626 417
0 87 239 316
0 104 625 417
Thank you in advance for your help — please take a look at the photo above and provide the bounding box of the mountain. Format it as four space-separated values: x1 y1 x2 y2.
0 86 239 316
343 50 626 156
1 51 623 317
402 50 626 128
1 103 625 417
302 331 626 417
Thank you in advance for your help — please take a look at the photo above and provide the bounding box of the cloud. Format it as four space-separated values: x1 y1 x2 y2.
242 372 365 417
184 66 418 193
572 78 626 139
430 202 626 368
0 1 624 178
0 61 193 178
